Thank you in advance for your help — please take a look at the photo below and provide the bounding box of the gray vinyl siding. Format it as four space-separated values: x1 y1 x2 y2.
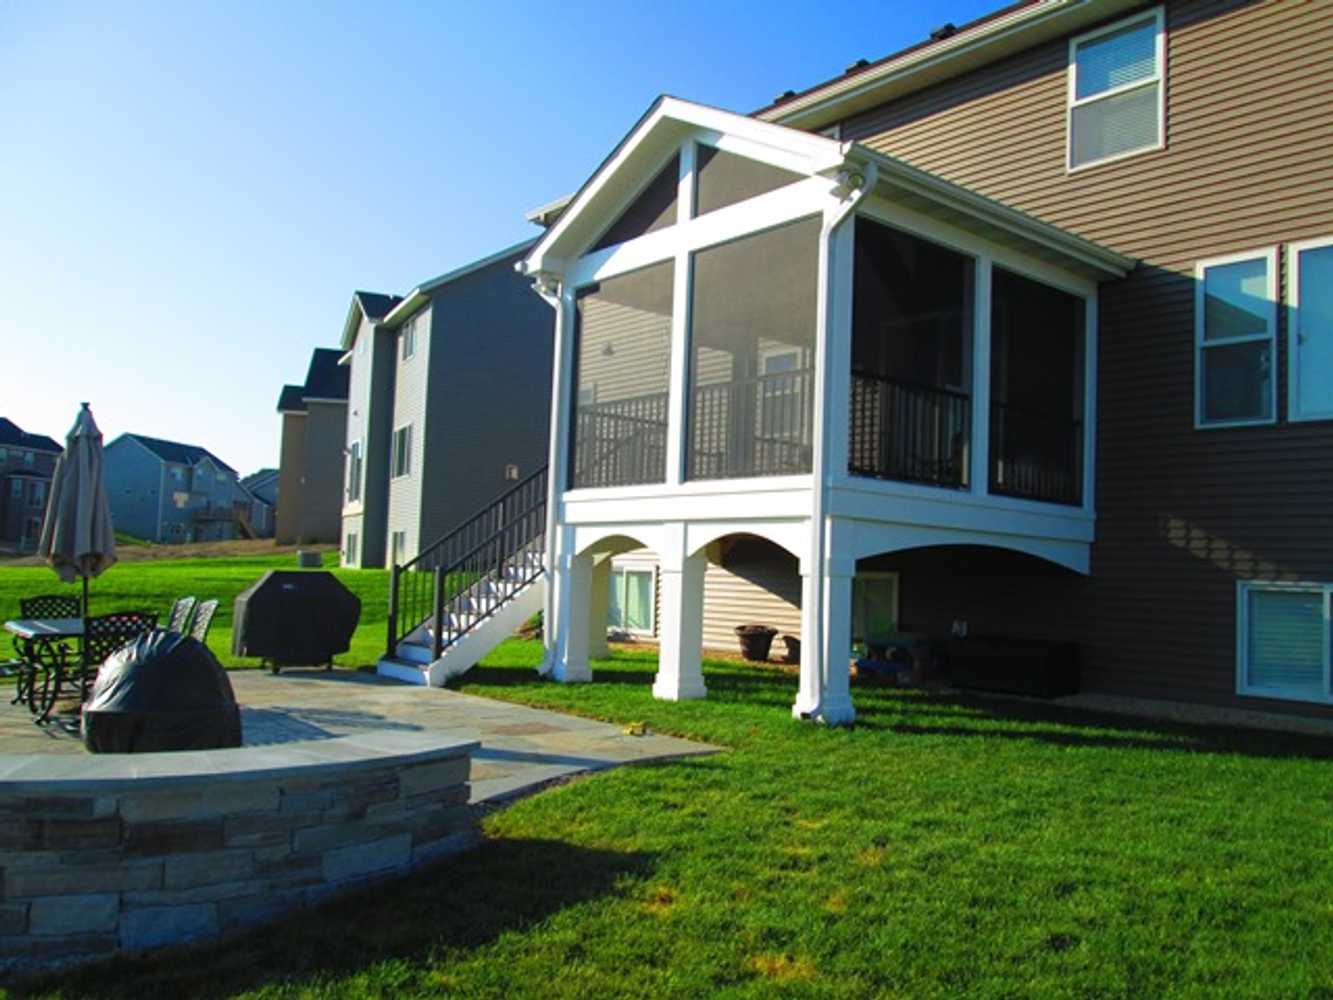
342 316 396 568
386 306 431 562
418 250 553 549
103 438 165 542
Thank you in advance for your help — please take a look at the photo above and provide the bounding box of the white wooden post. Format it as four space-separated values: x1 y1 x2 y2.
551 548 594 683
970 256 992 497
653 524 706 700
588 555 610 660
794 552 855 724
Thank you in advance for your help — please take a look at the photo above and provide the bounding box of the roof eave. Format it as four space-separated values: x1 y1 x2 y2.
758 0 1145 131
849 144 1134 278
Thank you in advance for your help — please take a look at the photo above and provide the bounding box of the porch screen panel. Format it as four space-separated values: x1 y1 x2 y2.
695 145 802 217
989 269 1085 505
590 154 680 253
686 216 820 480
849 218 974 489
569 261 674 489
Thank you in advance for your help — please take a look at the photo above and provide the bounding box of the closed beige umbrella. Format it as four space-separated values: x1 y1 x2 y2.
38 403 118 620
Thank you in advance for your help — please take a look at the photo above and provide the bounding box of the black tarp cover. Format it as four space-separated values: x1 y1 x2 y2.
82 629 242 753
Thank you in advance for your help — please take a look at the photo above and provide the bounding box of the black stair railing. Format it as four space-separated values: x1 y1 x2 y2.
387 465 547 660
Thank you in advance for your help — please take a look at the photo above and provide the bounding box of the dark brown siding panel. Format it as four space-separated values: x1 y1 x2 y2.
840 0 1333 712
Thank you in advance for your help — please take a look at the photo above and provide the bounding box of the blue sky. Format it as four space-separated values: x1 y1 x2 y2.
1 0 998 474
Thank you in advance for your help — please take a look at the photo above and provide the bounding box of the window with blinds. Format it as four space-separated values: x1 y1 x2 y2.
1239 583 1331 702
1068 9 1164 170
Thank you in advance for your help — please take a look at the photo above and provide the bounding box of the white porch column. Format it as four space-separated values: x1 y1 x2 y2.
793 553 855 725
588 555 610 660
652 525 706 701
544 529 594 683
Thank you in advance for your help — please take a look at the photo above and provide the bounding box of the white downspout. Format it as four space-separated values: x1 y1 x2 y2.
523 266 567 677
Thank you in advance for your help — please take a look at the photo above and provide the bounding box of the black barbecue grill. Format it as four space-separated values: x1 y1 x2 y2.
232 570 361 673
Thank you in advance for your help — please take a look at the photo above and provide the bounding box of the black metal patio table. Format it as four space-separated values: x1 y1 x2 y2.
3 617 84 724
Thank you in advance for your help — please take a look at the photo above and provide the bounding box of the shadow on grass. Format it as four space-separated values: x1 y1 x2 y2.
9 838 656 1000
853 687 1333 761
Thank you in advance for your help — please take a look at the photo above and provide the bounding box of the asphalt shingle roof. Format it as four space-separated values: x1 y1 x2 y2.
301 348 350 402
122 433 236 474
355 291 402 321
0 417 62 453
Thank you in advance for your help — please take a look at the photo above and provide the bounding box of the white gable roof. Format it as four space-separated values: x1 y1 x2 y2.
521 95 1132 281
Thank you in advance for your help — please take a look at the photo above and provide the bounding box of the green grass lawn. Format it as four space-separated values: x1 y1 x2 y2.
0 554 391 670
9 638 1333 998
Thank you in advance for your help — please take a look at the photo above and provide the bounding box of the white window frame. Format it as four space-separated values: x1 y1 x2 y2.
1066 7 1166 173
391 530 407 565
607 565 656 635
391 425 412 479
344 531 358 565
1194 247 1278 429
1236 580 1333 704
401 316 417 361
1287 235 1333 423
346 440 363 502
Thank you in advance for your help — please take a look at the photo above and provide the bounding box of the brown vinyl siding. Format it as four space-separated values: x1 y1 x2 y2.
836 0 1333 711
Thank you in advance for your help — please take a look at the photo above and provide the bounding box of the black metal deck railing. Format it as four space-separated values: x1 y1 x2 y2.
570 393 669 489
989 401 1082 506
387 465 547 660
849 371 971 488
687 368 814 480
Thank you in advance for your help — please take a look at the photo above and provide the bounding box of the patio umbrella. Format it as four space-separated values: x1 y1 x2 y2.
37 403 118 620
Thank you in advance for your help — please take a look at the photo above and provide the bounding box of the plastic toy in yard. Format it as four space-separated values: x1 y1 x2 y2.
82 629 241 753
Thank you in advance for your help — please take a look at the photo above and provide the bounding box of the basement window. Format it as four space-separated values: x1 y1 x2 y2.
1238 582 1332 703
1068 8 1164 170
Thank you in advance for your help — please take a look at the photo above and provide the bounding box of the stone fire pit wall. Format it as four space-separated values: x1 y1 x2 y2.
0 731 478 967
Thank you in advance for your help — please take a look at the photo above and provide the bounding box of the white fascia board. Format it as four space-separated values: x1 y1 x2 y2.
850 144 1134 278
523 96 848 276
340 298 366 350
416 237 538 295
759 0 1144 131
337 350 353 366
525 194 574 227
381 290 429 331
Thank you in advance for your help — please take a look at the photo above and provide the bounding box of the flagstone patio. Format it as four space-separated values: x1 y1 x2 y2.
0 668 718 803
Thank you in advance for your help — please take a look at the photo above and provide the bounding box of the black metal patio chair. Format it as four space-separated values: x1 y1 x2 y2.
166 596 197 634
189 600 219 645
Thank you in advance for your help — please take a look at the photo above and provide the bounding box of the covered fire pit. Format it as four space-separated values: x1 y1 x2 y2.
82 629 241 753
232 570 361 673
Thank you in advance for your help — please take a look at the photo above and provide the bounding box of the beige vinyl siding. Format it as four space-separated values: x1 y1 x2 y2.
612 539 803 660
836 0 1333 711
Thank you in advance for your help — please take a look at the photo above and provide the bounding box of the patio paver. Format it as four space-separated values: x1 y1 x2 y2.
0 668 718 804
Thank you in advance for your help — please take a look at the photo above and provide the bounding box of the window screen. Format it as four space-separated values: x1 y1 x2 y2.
686 216 820 481
695 145 802 217
1246 588 1326 696
1069 13 1161 169
590 154 680 252
569 261 674 488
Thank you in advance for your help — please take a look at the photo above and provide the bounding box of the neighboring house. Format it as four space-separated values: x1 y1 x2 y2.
338 292 401 568
240 468 278 538
104 434 249 543
494 0 1331 723
0 418 61 552
275 348 350 545
339 243 553 569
